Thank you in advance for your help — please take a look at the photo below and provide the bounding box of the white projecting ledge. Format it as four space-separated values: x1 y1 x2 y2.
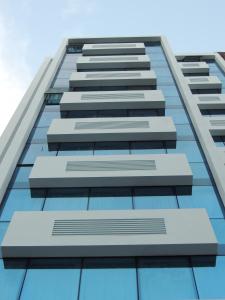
204 116 225 136
60 90 165 111
69 70 156 88
1 209 217 257
194 94 225 110
186 76 222 91
82 42 146 55
76 55 150 70
179 62 209 75
47 116 176 143
29 154 192 188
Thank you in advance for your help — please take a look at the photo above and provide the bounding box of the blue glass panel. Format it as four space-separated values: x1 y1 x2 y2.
166 108 189 124
44 188 88 211
35 111 60 128
134 195 177 209
28 127 48 144
67 110 97 118
0 189 44 221
146 46 163 53
58 142 93 156
79 258 137 300
158 85 179 97
138 257 197 300
151 61 169 67
193 256 225 299
89 188 132 210
45 94 62 105
190 163 212 186
0 259 25 300
134 187 177 209
176 124 195 141
131 141 166 154
19 144 57 165
148 53 165 60
157 77 174 85
178 186 223 218
94 142 130 156
20 268 81 300
153 68 172 77
166 97 182 106
44 105 60 112
9 167 33 188
167 141 203 163
211 219 225 254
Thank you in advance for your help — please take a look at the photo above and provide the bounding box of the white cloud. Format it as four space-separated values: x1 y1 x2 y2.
0 15 32 137
62 0 97 18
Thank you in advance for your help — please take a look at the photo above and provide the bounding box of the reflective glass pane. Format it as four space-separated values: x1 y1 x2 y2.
89 188 132 210
190 163 212 186
134 187 177 209
193 256 225 299
79 258 137 300
0 259 25 300
0 189 44 221
19 144 56 165
138 257 197 300
94 142 130 156
166 108 188 124
131 141 166 154
20 268 81 300
176 124 195 141
35 111 60 128
9 167 33 189
178 186 223 218
167 141 203 163
28 127 48 144
44 188 88 211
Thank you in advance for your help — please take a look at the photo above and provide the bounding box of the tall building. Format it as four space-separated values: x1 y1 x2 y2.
0 36 225 299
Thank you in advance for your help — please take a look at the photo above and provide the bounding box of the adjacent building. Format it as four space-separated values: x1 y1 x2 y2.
0 36 225 299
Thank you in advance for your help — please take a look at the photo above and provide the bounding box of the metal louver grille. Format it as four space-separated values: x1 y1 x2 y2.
52 218 166 235
92 44 136 48
189 77 209 82
89 56 139 62
210 120 225 126
182 63 200 67
85 72 141 79
66 160 156 172
75 120 149 130
81 92 145 100
198 96 221 102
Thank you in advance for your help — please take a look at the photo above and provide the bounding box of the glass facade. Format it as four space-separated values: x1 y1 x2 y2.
1 42 225 299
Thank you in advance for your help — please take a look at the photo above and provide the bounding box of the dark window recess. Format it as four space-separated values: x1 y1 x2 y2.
66 46 82 53
45 93 63 105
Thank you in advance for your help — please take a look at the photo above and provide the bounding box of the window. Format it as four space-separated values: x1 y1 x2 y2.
45 93 62 105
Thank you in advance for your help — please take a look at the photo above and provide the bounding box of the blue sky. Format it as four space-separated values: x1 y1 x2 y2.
0 0 225 135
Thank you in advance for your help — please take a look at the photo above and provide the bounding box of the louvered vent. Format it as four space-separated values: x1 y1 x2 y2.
182 63 199 67
85 72 141 79
189 77 209 82
92 44 136 48
52 218 166 235
66 160 156 171
210 120 225 126
89 57 139 62
75 120 149 130
81 92 145 100
198 96 221 102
